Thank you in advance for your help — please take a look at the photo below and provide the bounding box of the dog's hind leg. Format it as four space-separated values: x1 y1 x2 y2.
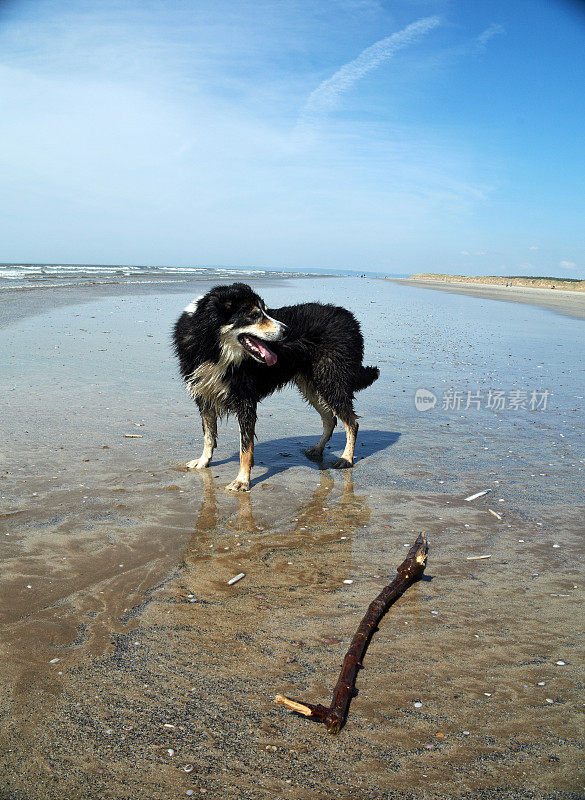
296 378 337 461
187 404 217 469
303 373 358 468
226 403 257 492
332 408 358 469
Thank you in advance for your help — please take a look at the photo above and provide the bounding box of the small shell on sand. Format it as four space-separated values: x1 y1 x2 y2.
228 573 245 585
466 555 492 560
464 489 491 502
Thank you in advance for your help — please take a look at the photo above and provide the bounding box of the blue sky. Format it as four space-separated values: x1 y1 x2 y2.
1 0 584 276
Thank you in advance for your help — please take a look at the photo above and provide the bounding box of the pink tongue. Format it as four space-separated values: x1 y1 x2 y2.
252 337 277 366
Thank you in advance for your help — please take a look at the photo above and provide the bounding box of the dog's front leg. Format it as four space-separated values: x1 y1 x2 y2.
226 403 256 492
187 404 217 469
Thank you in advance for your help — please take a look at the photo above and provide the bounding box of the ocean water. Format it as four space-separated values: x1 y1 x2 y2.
0 262 313 289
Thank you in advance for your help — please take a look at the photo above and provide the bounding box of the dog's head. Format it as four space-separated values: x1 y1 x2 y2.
183 283 286 366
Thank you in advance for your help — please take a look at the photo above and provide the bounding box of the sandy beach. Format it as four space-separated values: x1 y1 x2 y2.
1 275 584 800
389 278 585 321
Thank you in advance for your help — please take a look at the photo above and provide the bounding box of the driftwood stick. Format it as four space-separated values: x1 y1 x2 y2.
275 532 428 734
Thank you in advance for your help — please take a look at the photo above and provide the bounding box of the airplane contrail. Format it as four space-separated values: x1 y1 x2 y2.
297 16 441 132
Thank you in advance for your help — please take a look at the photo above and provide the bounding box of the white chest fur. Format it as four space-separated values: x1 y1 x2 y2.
186 330 244 407
187 360 230 406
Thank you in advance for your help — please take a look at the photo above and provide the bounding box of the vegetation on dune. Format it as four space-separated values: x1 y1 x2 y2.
409 273 585 292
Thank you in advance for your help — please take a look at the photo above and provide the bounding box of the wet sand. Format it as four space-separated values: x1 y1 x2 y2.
1 277 584 800
389 278 585 321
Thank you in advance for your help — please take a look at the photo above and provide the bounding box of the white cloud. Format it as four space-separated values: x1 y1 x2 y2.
474 23 505 53
529 245 539 251
0 1 519 271
559 260 577 269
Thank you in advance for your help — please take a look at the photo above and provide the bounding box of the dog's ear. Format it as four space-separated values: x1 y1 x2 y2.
197 282 253 323
205 294 233 321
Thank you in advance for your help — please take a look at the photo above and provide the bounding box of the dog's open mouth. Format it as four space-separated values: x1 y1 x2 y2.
239 334 278 366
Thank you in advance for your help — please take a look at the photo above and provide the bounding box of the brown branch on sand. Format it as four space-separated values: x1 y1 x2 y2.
275 532 428 734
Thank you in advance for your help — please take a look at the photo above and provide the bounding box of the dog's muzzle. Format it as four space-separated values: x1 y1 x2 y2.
238 334 279 365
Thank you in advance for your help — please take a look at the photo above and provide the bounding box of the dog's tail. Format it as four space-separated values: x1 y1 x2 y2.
354 365 380 392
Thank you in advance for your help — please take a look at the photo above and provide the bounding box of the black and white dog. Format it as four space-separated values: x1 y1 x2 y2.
173 283 379 491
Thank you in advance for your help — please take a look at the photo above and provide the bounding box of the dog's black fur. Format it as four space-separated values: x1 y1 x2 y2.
173 282 379 491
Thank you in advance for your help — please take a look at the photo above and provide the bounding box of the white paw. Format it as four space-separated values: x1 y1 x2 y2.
186 458 210 469
225 478 250 492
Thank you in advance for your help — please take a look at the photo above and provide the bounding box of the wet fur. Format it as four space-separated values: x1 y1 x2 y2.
173 283 379 490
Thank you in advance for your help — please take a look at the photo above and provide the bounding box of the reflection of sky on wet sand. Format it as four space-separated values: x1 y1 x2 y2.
1 275 582 506
1 276 584 798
